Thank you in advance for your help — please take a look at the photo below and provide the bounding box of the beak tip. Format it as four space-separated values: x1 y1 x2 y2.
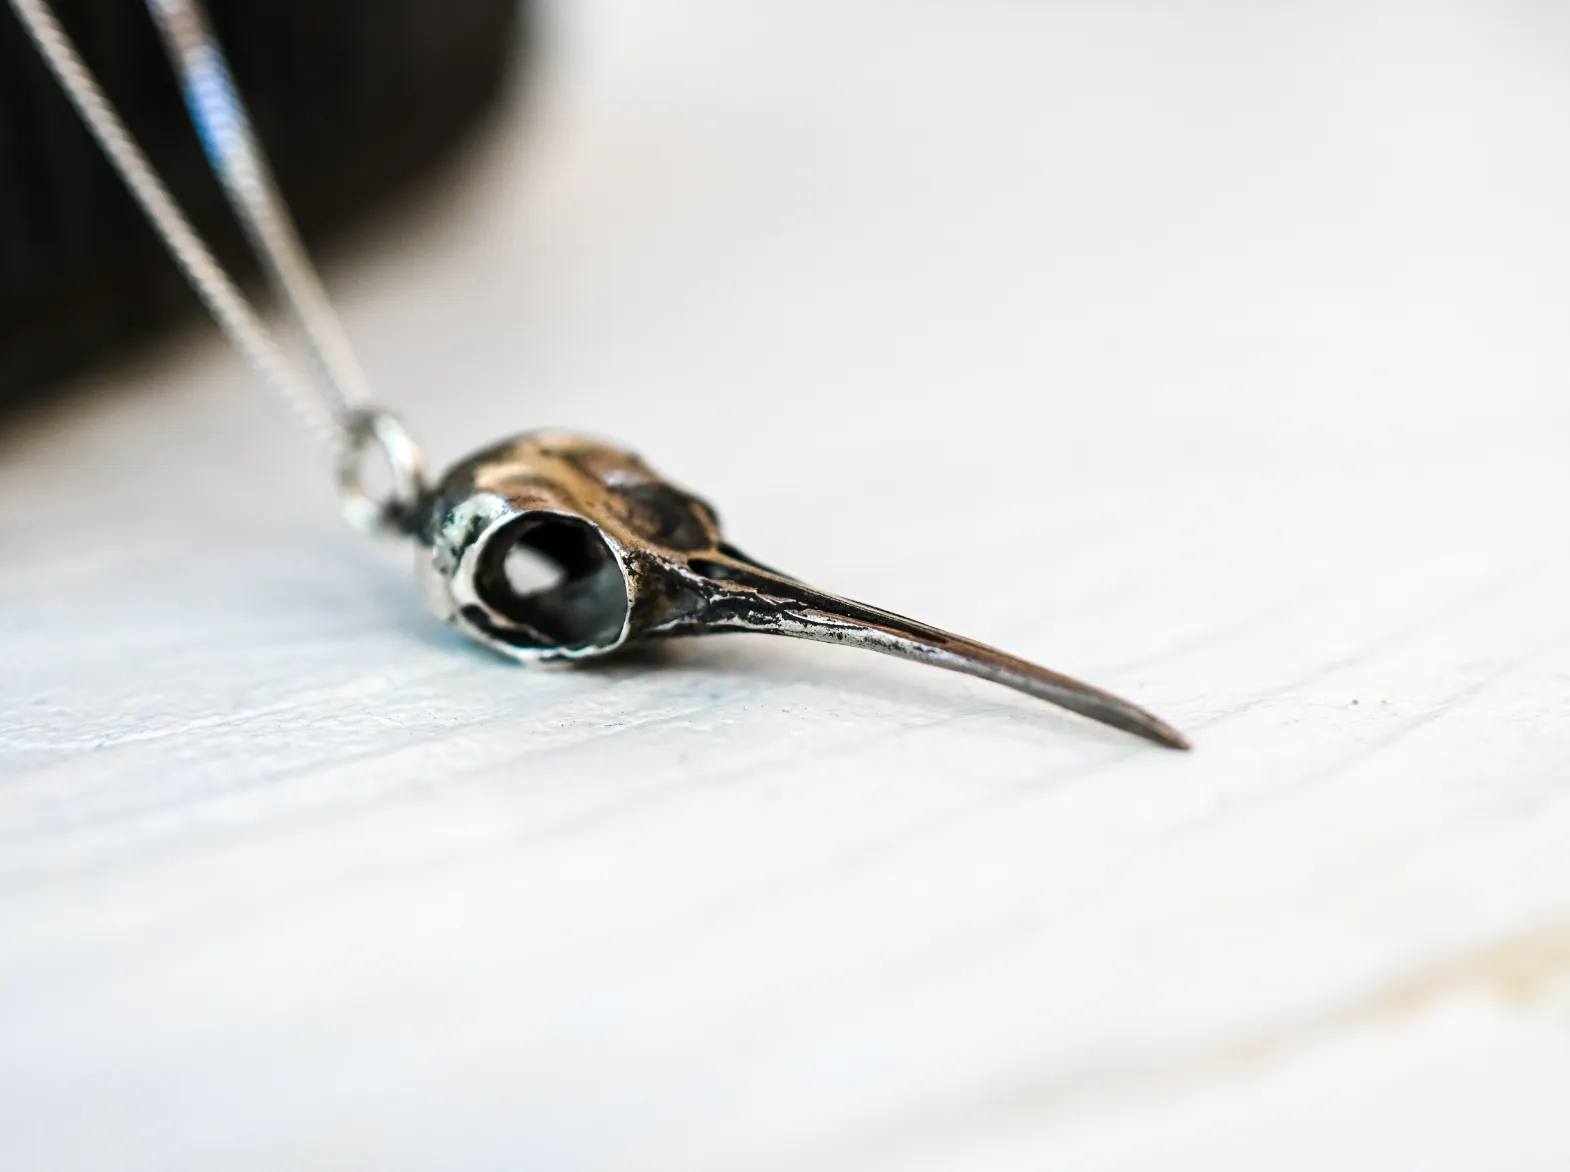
1137 714 1191 751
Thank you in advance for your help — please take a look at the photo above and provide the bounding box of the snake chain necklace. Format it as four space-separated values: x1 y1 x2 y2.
9 0 1189 750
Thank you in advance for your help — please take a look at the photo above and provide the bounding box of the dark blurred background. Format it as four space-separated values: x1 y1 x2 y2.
0 0 527 412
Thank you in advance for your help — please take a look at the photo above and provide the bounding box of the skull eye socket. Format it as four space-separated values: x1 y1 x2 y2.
618 483 717 551
473 514 629 651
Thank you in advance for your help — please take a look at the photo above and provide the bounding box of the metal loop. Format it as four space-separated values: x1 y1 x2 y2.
337 408 426 537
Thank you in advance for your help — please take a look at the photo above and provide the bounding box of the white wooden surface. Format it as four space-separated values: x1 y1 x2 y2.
4 2 1570 1168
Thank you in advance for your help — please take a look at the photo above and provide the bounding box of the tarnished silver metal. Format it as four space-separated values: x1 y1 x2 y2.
419 433 1190 749
15 0 1189 748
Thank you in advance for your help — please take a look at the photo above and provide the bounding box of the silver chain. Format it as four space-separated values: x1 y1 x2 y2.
7 0 426 535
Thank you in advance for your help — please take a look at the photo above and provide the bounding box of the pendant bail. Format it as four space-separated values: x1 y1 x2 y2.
336 407 427 537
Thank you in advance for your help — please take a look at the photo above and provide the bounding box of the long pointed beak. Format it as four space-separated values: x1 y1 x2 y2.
664 549 1190 750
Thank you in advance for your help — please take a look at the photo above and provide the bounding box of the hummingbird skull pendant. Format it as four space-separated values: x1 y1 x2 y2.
10 2 1187 749
417 433 1188 749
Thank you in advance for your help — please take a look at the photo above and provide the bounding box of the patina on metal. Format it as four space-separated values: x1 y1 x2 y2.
16 0 1190 751
419 432 1190 750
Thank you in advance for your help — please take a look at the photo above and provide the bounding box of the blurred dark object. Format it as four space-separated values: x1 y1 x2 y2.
0 0 526 409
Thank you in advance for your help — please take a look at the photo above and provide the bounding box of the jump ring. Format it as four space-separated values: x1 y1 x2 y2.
336 407 426 537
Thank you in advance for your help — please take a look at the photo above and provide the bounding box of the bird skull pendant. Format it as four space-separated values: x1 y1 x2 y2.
417 432 1188 749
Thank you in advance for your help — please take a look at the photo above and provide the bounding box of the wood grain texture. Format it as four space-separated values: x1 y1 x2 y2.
3 2 1570 1169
